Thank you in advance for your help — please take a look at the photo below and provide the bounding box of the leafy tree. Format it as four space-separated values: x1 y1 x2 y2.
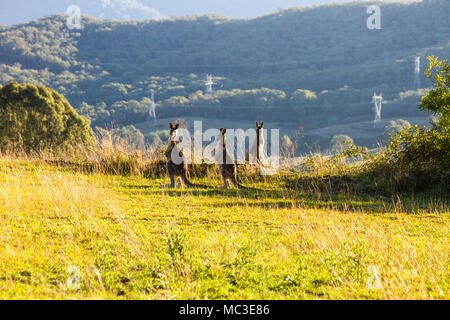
111 125 145 150
384 56 449 173
0 82 95 152
421 56 450 134
291 89 317 104
147 131 163 146
330 134 354 153
387 125 449 171
281 134 294 157
384 119 411 136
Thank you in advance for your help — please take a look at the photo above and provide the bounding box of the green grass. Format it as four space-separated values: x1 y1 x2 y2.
0 158 448 299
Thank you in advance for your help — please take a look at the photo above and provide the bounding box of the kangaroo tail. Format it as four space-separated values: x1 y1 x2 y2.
230 176 258 190
182 174 211 189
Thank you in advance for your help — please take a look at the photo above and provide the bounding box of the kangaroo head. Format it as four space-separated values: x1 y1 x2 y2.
256 121 265 146
219 128 228 147
168 122 181 143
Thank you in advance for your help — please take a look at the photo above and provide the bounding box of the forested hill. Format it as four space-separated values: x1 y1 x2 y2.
0 0 449 130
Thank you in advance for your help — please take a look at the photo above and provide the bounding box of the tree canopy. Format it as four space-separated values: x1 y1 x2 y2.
421 56 450 135
0 82 95 152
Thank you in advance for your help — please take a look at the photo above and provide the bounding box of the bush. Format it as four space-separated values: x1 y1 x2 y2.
0 82 95 153
330 134 354 153
421 56 449 135
386 125 449 172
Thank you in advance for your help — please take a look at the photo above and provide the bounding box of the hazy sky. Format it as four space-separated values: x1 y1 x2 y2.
149 0 419 18
0 0 420 25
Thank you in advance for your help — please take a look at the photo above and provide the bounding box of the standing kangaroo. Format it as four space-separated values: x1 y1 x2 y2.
246 121 265 164
218 128 249 189
162 122 208 189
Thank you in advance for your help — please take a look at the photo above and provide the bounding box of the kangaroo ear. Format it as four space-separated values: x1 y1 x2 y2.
260 121 264 128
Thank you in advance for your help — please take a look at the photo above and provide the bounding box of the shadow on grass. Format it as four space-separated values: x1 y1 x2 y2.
120 181 448 214
33 157 448 215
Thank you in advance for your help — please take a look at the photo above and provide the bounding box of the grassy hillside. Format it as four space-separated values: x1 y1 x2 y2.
0 157 448 299
0 0 448 138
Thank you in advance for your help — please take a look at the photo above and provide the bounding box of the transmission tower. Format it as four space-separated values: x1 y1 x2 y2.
372 93 383 128
148 92 157 125
204 74 216 94
413 56 421 89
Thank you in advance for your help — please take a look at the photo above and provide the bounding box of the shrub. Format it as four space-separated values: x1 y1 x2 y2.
421 56 449 135
330 134 354 153
386 125 449 172
0 82 95 153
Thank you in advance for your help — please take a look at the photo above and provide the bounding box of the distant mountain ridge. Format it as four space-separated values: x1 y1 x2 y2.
0 0 419 25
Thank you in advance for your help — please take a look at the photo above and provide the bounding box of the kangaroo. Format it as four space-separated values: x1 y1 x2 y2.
162 122 208 189
246 121 265 165
218 128 250 189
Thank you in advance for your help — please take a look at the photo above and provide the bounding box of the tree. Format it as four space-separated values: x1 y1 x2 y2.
0 82 95 152
147 132 163 146
112 125 145 150
384 119 411 136
421 56 449 134
291 89 317 104
281 135 294 158
330 134 354 153
384 56 449 172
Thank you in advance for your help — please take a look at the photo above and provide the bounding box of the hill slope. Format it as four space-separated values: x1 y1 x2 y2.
0 1 448 136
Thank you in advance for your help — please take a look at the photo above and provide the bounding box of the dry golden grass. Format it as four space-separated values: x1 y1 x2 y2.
0 156 448 299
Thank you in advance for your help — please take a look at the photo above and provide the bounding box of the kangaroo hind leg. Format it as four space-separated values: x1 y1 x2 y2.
160 175 176 189
182 173 196 188
222 176 230 189
231 178 247 189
